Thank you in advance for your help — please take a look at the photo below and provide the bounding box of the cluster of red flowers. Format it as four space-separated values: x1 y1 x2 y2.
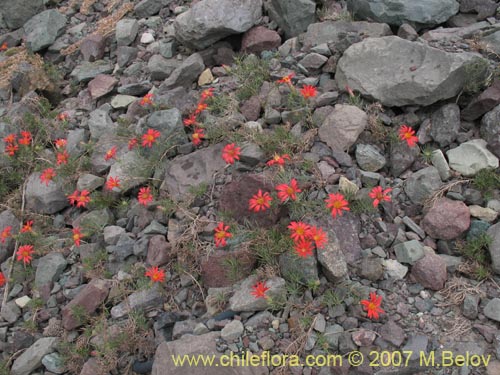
288 221 328 258
68 189 91 208
182 88 214 147
276 72 318 99
3 131 32 156
0 222 39 267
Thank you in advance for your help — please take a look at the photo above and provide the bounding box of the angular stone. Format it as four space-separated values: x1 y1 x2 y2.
0 0 44 30
383 259 408 279
404 166 442 205
111 94 136 109
411 253 447 290
378 321 406 347
147 235 172 267
480 103 500 158
160 53 205 90
266 0 316 38
447 139 499 177
229 276 286 312
26 172 68 214
88 74 117 99
111 283 163 319
11 337 59 375
116 18 138 46
24 10 67 52
70 61 113 83
221 320 244 341
463 79 500 121
0 210 20 262
35 253 67 289
430 103 460 147
431 149 451 181
355 144 386 172
394 240 425 265
107 151 149 192
135 0 171 18
469 205 498 222
487 223 500 275
147 55 180 81
483 298 500 322
422 198 470 240
201 248 257 288
241 26 281 54
280 251 319 284
390 141 420 177
79 34 106 62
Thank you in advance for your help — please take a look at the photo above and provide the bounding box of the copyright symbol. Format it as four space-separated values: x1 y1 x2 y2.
348 351 364 367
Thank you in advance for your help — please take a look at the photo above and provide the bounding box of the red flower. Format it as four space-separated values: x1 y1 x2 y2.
140 93 154 106
325 193 350 218
222 143 241 164
105 176 121 191
194 102 208 115
56 150 69 165
249 190 272 212
308 226 328 249
138 186 153 206
266 153 291 167
72 227 83 247
104 146 117 161
40 168 56 186
277 73 295 85
16 245 34 265
345 85 355 97
3 133 16 144
399 125 418 147
200 88 215 101
251 281 270 299
368 186 392 208
54 138 67 149
128 138 138 150
21 220 34 233
18 131 32 146
294 239 314 258
5 143 18 156
183 114 198 127
0 42 8 52
1 226 12 243
57 112 69 121
361 292 385 320
214 222 232 247
68 190 91 208
300 85 317 99
0 272 5 287
275 179 301 203
191 127 205 146
288 221 310 242
145 266 165 282
142 129 161 148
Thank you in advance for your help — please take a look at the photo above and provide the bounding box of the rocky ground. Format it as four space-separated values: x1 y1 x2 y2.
0 0 500 374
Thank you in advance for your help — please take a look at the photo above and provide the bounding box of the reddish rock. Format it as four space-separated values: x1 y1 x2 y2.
462 79 500 121
421 198 470 240
80 358 102 375
80 34 106 62
147 235 172 266
352 329 376 346
62 279 111 330
241 26 281 54
411 253 447 291
201 249 257 288
218 174 285 228
378 320 406 347
240 95 261 121
88 74 117 99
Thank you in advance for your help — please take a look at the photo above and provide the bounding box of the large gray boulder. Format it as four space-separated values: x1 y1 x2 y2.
24 10 67 52
266 0 316 39
11 337 59 375
25 172 68 214
347 0 459 29
336 36 488 107
0 0 44 30
446 139 499 177
174 0 262 50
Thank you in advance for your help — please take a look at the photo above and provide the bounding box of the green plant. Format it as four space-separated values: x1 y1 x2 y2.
222 257 244 282
322 290 342 308
71 304 90 325
250 227 293 267
348 93 364 108
250 126 301 157
457 233 492 264
315 333 331 351
207 93 233 116
231 55 270 101
350 197 377 215
0 360 9 375
475 264 491 280
266 294 287 312
463 58 490 94
420 145 434 164
188 182 208 199
473 168 500 198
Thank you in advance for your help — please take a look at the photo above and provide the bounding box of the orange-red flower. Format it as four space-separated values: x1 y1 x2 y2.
18 131 32 146
249 190 272 212
300 85 317 99
57 112 69 121
194 102 208 115
40 168 56 186
21 220 33 233
0 272 5 287
3 133 16 144
214 222 232 247
104 146 117 161
54 138 67 149
325 193 350 218
288 221 310 242
68 190 91 208
191 127 205 146
200 88 215 101
145 266 165 282
251 281 270 299
294 239 314 258
140 93 154 106
128 138 138 150
183 114 198 127
276 179 301 203
399 125 418 147
369 186 392 208
56 150 69 165
142 129 161 148
16 245 34 265
5 143 18 156
308 226 328 249
0 42 8 52
266 153 291 167
138 186 153 206
105 176 121 191
277 73 295 85
361 292 385 320
222 143 241 164
72 227 83 247
1 226 11 243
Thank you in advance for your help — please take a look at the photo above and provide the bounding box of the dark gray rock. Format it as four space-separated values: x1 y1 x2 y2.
266 0 316 38
116 18 138 46
11 337 59 375
487 222 500 275
70 61 114 83
135 0 171 18
24 10 66 52
430 103 460 147
0 0 44 30
404 166 442 205
480 103 500 158
160 53 205 90
26 172 68 214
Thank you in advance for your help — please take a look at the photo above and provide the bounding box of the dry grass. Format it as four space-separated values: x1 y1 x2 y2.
423 179 471 209
435 276 485 308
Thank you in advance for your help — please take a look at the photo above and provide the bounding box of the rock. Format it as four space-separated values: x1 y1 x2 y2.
355 144 386 172
359 257 384 281
24 10 67 52
336 36 488 107
118 82 152 96
266 0 316 38
147 235 171 266
379 321 406 347
198 68 214 86
447 139 499 177
25 172 68 214
174 0 262 50
240 96 261 121
398 23 419 41
242 26 281 54
394 240 425 265
35 253 67 289
463 294 480 320
201 248 257 288
116 19 139 46
107 151 149 192
390 141 420 177
430 103 460 147
422 198 470 240
0 301 20 323
347 0 459 29
62 279 111 330
160 53 205 90
88 106 118 139
70 61 114 83
111 284 163 319
10 337 59 375
480 103 500 158
411 252 447 290
80 358 101 375
221 320 244 341
229 276 286 312
148 55 180 81
239 142 265 166
463 79 500 121
111 94 136 109
42 352 65 374
318 104 368 152
404 166 442 205
117 46 138 67
484 298 500 322
135 0 171 18
402 216 426 239
141 32 155 44
469 205 498 222
431 149 451 181
104 226 126 245
299 53 328 71
352 329 377 347
460 0 498 19
79 34 106 62
0 0 44 30
152 332 268 374
487 223 500 275
88 74 117 99
280 251 319 284
161 143 226 201
383 259 408 279
300 20 392 51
